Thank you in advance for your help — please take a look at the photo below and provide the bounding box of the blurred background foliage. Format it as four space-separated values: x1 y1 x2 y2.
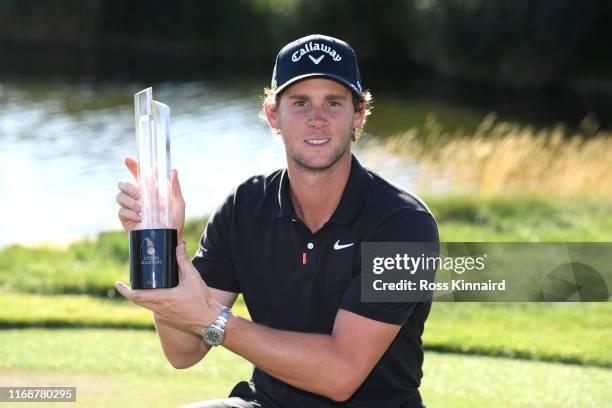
1 0 611 90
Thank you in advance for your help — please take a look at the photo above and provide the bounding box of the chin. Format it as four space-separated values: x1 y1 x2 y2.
293 150 348 171
303 159 337 170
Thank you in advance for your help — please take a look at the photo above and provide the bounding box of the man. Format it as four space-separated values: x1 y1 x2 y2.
116 34 438 407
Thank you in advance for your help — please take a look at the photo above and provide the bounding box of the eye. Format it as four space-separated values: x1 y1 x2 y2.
328 101 341 107
294 100 307 107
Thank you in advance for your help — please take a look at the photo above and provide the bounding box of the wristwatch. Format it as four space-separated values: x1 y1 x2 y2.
202 306 232 346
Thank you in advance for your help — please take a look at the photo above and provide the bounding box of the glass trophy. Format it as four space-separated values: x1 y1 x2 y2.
129 87 178 289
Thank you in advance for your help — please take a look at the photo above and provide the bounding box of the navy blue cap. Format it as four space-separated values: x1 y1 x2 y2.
271 34 363 97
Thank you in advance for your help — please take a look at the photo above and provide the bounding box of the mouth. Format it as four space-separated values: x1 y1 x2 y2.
304 138 331 146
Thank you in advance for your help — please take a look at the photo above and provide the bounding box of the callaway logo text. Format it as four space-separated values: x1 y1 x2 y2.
292 41 342 63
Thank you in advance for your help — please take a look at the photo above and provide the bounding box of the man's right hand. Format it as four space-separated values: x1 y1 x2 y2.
116 156 186 240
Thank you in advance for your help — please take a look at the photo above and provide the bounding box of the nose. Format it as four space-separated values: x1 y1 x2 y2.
307 106 327 127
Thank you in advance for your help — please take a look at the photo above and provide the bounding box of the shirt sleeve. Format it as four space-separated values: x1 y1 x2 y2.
191 191 241 293
339 209 439 325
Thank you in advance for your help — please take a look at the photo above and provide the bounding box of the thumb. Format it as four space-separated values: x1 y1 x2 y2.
115 280 134 300
172 169 184 204
176 241 195 281
124 156 139 181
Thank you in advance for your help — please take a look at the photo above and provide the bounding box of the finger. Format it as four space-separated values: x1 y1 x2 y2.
115 281 137 300
115 281 162 309
118 207 141 223
176 241 197 281
178 262 186 282
117 181 141 200
171 169 185 204
116 192 141 212
124 156 139 181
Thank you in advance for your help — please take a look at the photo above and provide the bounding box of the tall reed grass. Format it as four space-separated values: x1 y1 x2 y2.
380 114 612 197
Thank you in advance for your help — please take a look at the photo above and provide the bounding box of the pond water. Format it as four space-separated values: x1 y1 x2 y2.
0 74 607 248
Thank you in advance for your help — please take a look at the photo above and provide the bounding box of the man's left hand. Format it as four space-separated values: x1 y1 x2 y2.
115 242 222 336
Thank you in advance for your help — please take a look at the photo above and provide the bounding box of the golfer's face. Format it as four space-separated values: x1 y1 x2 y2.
276 78 359 170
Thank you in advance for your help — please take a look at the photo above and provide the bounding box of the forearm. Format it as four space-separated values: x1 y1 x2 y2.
223 315 353 399
154 313 210 369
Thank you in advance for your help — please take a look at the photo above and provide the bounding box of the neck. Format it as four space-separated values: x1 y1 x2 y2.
287 153 352 233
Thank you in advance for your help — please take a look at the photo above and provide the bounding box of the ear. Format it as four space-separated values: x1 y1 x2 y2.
264 98 280 131
352 98 366 130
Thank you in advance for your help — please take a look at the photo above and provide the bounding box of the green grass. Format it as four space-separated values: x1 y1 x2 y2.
425 303 612 367
0 293 250 330
0 220 208 297
427 193 612 242
0 329 251 407
0 329 609 408
1 293 610 368
421 352 611 408
1 194 611 297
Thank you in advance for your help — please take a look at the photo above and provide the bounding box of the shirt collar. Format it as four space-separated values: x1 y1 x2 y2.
276 168 294 219
275 154 372 224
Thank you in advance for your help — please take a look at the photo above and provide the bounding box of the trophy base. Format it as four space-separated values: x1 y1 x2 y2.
129 229 178 289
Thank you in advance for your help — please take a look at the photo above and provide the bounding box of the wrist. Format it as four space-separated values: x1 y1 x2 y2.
204 296 223 323
183 298 221 337
201 306 233 347
221 312 238 349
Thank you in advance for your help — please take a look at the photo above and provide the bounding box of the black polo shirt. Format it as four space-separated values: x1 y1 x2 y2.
192 155 439 408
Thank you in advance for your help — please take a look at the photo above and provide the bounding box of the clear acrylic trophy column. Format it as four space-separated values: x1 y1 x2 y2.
129 87 178 289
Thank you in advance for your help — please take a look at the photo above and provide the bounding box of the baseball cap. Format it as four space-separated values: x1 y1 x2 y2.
271 34 363 97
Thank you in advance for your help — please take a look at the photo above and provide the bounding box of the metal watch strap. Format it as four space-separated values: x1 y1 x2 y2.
202 306 231 346
211 306 231 331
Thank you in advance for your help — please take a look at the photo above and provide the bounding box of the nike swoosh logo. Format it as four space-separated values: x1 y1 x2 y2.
308 54 325 65
334 240 354 250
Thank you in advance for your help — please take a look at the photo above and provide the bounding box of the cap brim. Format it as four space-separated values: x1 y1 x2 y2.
274 72 363 98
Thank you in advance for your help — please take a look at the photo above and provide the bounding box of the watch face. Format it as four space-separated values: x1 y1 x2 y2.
204 328 223 346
